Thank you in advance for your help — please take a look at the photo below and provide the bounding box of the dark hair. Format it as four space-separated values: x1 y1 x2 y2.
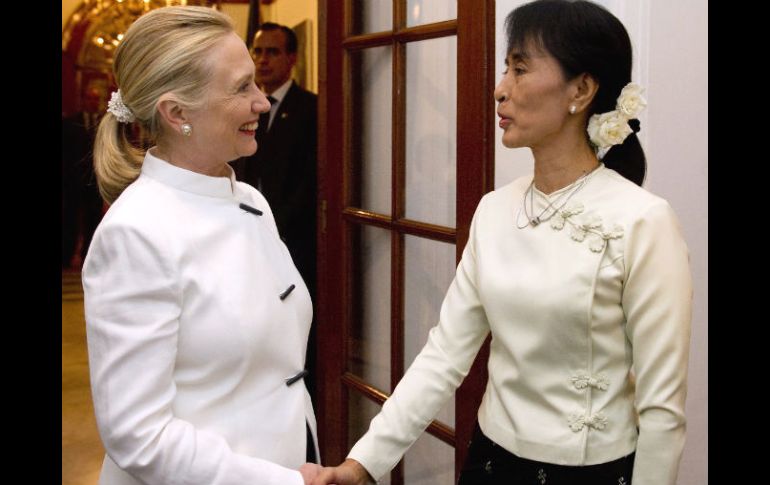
256 22 298 54
505 0 645 186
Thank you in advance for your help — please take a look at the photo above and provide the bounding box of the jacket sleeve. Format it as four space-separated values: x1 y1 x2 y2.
622 200 692 485
83 222 304 485
347 198 491 481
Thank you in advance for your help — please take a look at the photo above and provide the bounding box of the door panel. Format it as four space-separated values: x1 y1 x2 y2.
403 235 457 427
347 392 393 485
349 225 393 393
406 0 458 27
405 36 457 227
352 1 394 35
317 0 496 481
403 432 455 485
350 47 394 215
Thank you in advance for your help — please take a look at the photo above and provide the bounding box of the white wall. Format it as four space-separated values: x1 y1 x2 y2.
220 2 250 41
260 0 318 93
494 2 707 484
644 3 707 482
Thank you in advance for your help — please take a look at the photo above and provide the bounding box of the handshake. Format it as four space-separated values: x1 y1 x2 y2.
299 459 375 485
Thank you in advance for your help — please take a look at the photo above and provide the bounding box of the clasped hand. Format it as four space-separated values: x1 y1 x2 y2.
302 458 374 485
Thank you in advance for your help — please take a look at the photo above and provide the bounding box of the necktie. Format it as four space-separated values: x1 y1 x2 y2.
257 95 277 136
253 96 276 190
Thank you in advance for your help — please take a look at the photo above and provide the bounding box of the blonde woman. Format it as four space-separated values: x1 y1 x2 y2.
83 6 320 484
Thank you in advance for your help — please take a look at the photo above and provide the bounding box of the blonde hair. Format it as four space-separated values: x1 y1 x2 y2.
93 6 234 203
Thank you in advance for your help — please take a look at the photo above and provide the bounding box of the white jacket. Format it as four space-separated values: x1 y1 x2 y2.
348 165 692 485
83 150 317 485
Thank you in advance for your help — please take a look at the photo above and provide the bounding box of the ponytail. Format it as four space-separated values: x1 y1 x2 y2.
601 129 646 187
92 112 144 204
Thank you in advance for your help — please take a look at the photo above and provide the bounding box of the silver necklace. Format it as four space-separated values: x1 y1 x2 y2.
515 165 599 229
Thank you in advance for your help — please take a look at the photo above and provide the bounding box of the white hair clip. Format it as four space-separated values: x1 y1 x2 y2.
107 90 136 123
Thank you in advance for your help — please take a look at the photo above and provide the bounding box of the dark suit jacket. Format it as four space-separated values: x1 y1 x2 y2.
233 82 318 298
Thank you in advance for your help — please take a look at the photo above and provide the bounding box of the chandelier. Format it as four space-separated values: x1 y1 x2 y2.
64 0 219 71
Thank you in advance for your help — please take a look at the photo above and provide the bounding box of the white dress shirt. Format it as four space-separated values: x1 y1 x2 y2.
348 165 692 485
83 150 317 485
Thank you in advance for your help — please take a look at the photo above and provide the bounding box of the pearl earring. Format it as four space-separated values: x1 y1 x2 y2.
569 105 577 114
181 123 193 137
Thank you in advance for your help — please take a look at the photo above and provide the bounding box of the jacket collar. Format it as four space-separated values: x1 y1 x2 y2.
141 148 237 199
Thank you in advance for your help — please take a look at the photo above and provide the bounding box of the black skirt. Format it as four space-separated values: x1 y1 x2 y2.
457 423 634 485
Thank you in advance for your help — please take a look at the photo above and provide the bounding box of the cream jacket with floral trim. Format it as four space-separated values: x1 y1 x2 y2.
348 165 692 485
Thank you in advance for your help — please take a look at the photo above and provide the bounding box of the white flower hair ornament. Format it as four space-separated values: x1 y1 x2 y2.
107 90 136 124
587 82 645 150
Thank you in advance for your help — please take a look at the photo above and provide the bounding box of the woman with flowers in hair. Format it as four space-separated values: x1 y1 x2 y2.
311 1 691 485
82 6 321 485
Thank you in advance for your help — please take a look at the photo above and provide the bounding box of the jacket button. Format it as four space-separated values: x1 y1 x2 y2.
484 460 493 474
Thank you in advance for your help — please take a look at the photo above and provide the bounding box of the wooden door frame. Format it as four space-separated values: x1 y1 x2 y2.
316 0 496 479
452 0 496 477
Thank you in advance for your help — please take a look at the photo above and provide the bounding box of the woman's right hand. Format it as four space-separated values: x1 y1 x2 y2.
310 458 374 485
300 463 323 484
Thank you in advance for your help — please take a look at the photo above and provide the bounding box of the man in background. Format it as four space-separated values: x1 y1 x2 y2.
233 22 318 401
